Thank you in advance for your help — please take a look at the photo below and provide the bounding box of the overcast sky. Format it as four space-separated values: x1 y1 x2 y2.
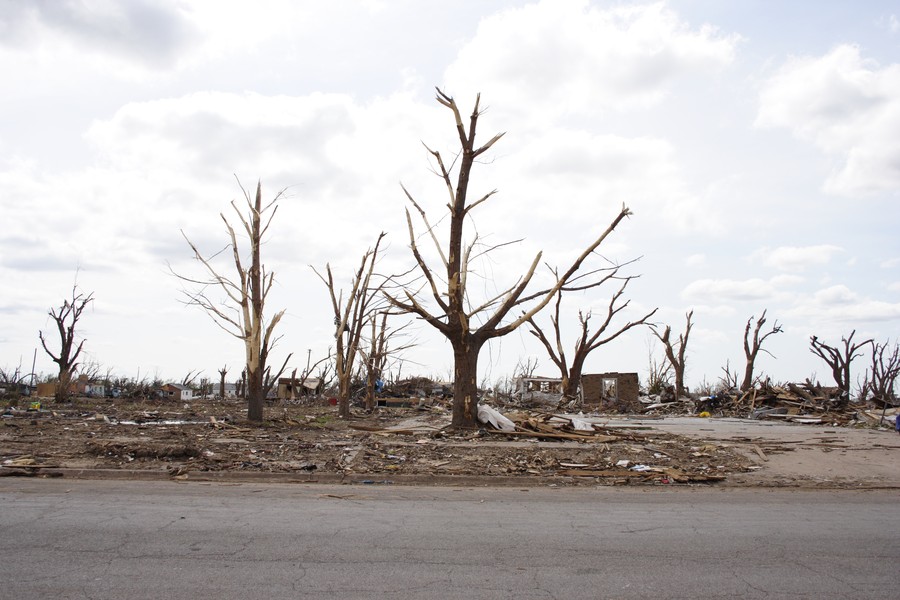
2 0 899 391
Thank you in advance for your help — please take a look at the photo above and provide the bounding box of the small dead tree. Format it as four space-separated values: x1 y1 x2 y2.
527 266 656 401
809 330 871 407
645 340 673 395
39 286 94 403
740 310 783 391
651 310 693 400
385 89 635 428
719 360 739 390
514 356 540 380
79 358 102 383
238 369 247 399
312 233 389 418
218 365 228 399
862 340 899 408
174 180 291 422
181 370 201 387
359 311 414 411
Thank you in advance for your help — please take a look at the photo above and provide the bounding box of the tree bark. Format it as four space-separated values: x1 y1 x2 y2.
218 366 227 399
246 367 264 422
562 362 583 400
337 357 352 419
451 337 483 428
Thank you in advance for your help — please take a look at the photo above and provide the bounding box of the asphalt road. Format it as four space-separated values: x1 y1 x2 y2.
1 480 897 599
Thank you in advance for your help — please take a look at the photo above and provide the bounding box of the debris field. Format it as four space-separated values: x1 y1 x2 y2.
1 398 756 485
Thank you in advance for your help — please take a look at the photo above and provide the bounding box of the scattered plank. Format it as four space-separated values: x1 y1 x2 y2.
487 429 619 443
751 444 768 462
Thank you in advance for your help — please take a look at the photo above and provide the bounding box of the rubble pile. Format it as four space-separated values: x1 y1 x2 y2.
472 408 748 483
640 380 896 426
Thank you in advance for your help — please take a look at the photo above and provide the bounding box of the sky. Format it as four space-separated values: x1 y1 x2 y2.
1 0 899 392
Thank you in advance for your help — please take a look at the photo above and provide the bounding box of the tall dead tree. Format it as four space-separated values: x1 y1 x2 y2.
809 330 871 407
527 268 656 400
862 340 900 408
312 233 389 418
39 287 94 403
740 310 783 391
175 180 291 422
385 90 634 428
651 310 693 400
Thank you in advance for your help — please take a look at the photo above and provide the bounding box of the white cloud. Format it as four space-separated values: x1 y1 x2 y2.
86 91 359 185
0 0 197 72
690 304 737 318
814 284 857 305
752 245 843 271
756 44 900 196
691 326 729 346
790 284 900 323
771 274 806 287
881 257 900 268
685 253 706 267
682 278 777 302
445 0 739 120
492 130 712 233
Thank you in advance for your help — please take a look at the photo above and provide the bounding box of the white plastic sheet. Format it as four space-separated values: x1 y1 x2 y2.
477 404 516 432
570 417 594 431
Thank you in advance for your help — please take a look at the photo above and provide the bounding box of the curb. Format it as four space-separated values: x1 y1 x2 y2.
5 468 898 490
12 468 572 487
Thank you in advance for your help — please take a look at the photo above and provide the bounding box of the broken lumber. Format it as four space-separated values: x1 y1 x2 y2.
487 429 619 443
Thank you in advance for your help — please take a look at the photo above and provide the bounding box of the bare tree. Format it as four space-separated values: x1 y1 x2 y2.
359 311 415 411
174 180 291 422
809 330 871 407
740 310 783 391
238 369 247 399
645 340 673 395
218 365 228 399
514 356 540 380
861 340 899 408
0 366 27 394
527 267 656 400
79 358 103 383
312 233 389 418
385 90 634 428
181 370 201 387
651 310 694 400
719 360 739 390
39 286 94 403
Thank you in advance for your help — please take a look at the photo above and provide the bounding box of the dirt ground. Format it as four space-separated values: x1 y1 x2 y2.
2 397 897 488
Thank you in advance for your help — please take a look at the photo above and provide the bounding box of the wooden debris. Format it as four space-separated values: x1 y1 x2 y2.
558 468 651 478
348 424 433 435
751 445 768 462
487 429 619 443
657 379 871 424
